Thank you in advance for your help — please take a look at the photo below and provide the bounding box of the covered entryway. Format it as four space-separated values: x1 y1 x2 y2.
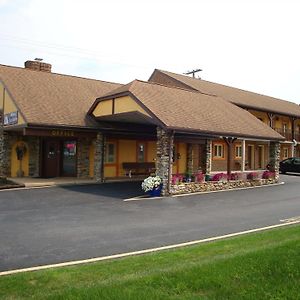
42 139 77 178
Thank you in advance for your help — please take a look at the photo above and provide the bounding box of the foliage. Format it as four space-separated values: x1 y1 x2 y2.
247 172 260 180
211 172 227 181
194 172 205 183
141 175 162 192
171 174 184 184
229 172 245 180
262 170 275 179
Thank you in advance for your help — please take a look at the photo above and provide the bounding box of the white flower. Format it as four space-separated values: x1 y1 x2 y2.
141 176 162 192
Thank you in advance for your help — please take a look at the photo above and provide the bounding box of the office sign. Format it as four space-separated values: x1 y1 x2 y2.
3 111 18 125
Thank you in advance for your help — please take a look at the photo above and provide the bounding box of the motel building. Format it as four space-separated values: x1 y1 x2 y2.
1 60 300 195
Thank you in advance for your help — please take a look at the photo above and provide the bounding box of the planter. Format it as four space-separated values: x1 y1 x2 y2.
148 188 161 197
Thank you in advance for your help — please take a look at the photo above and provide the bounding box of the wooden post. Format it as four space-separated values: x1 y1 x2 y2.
241 139 246 172
267 113 274 129
223 137 237 179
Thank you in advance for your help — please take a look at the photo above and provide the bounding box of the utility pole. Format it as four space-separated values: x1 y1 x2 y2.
184 69 202 78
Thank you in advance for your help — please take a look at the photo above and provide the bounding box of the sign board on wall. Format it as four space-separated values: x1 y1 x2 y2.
3 111 18 125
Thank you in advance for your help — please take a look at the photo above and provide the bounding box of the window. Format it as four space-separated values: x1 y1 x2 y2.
213 144 224 158
235 145 242 158
137 143 146 162
105 143 116 163
283 147 289 159
283 123 288 133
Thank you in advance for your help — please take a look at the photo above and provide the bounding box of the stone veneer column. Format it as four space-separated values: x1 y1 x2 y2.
156 127 174 196
186 144 193 175
94 132 105 182
77 137 91 178
28 136 40 177
0 128 9 177
204 139 212 175
269 141 280 182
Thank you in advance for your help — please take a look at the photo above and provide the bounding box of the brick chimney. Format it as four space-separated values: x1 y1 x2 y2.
24 58 52 72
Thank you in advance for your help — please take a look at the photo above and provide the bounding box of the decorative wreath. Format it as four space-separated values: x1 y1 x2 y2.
16 143 27 160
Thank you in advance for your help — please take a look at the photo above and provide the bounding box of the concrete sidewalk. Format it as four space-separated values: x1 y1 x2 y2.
8 177 143 188
8 177 99 188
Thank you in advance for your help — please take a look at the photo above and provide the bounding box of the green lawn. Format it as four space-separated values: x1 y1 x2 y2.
1 225 300 300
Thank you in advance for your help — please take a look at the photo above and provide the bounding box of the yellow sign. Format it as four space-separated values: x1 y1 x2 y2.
51 130 75 137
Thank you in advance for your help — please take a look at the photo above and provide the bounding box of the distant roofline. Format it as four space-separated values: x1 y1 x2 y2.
0 63 123 86
156 69 299 106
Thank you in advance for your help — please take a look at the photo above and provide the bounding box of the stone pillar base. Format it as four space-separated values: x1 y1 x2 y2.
156 127 174 196
94 133 105 182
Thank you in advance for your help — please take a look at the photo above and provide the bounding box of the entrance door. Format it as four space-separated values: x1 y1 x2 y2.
62 140 77 176
43 140 60 177
258 146 264 169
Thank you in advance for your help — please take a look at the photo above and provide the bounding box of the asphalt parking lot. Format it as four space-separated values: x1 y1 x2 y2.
0 175 300 272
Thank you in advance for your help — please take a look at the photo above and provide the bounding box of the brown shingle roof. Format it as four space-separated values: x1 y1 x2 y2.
0 64 122 128
150 69 300 118
95 80 284 141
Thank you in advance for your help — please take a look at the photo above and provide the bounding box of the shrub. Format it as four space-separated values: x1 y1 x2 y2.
262 170 275 179
194 172 205 183
247 172 259 180
211 173 227 182
230 173 239 180
141 176 162 192
230 172 245 181
171 174 184 184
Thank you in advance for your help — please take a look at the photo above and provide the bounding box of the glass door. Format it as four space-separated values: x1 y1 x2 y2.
62 140 77 176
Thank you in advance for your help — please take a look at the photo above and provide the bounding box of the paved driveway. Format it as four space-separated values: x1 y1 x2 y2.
1 176 300 272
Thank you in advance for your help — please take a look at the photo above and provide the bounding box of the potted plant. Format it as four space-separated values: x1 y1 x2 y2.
141 175 162 197
184 171 193 182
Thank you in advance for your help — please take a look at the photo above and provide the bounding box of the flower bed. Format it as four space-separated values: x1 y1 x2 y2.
170 178 278 195
170 171 278 195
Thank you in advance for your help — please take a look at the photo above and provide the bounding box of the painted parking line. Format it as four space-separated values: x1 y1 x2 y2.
124 182 285 202
1 219 299 277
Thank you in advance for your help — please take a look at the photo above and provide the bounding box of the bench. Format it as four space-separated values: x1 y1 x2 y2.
122 162 156 178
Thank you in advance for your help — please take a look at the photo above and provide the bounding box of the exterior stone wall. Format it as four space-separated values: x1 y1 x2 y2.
27 136 40 177
94 132 104 182
204 139 212 174
170 179 278 195
77 137 92 178
156 127 174 196
186 143 193 175
0 128 9 177
269 141 280 181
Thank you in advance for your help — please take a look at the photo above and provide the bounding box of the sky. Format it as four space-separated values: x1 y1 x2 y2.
0 0 300 103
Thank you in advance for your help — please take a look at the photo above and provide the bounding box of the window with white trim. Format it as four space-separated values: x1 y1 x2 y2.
235 145 242 158
213 144 224 158
283 147 289 159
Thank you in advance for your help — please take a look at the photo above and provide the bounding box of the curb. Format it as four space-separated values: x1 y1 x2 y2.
124 181 285 201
